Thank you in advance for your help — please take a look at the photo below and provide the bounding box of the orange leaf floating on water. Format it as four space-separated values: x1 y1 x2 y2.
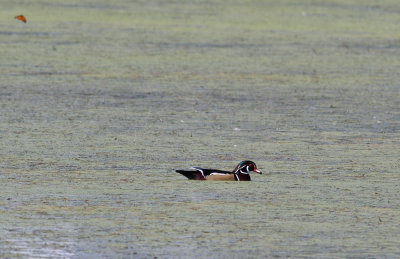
15 15 27 23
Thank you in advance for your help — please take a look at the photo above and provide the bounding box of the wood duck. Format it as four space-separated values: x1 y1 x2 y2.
176 161 262 181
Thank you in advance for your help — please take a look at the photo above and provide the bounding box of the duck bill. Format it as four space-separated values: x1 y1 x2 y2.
254 168 262 174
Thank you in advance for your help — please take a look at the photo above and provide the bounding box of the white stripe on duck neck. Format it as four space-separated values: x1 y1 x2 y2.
234 165 249 175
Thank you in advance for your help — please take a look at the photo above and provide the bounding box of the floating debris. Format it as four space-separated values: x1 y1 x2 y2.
15 15 27 23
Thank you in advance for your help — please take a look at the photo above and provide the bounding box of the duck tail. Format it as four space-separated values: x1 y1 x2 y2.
176 170 205 180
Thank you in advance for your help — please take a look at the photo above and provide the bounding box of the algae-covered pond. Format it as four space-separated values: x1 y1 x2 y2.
1 0 399 258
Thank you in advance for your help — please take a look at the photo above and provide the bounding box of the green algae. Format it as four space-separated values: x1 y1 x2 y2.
1 0 399 258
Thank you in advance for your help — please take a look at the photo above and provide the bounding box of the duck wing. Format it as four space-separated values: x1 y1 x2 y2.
176 167 232 180
199 168 232 176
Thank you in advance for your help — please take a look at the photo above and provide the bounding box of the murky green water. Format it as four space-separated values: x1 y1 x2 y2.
1 0 399 258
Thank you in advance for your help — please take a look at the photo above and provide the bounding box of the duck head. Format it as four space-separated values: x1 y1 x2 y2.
233 161 262 178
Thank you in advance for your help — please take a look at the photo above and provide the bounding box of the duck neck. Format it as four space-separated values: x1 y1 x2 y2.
234 169 251 181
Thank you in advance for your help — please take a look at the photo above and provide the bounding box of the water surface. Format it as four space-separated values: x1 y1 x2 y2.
1 0 399 258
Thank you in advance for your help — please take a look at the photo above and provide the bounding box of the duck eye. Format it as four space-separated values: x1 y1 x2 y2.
248 164 254 170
